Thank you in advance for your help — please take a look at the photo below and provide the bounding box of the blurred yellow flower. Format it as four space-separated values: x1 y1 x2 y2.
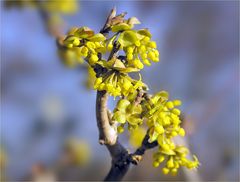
129 127 146 148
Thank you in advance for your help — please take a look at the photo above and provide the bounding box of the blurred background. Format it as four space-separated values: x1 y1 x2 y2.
1 0 239 181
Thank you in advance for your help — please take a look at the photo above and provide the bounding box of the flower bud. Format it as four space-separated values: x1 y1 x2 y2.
148 41 157 48
117 125 124 133
133 59 144 69
72 38 80 46
135 40 141 47
178 128 185 136
141 53 148 59
171 131 178 137
172 108 181 115
167 157 174 168
153 161 160 167
162 143 170 151
148 51 155 60
166 101 174 109
171 168 178 176
89 54 99 64
127 46 134 53
142 36 150 43
173 100 182 106
139 45 146 53
155 125 164 134
86 41 96 49
143 59 151 66
113 111 126 124
162 167 169 174
158 155 165 163
81 46 89 56
117 99 131 110
94 77 102 86
66 43 73 48
127 53 133 60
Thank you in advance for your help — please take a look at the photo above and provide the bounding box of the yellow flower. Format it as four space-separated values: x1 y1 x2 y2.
64 138 91 166
129 127 146 148
94 70 145 97
116 29 160 69
113 97 143 128
59 27 106 67
152 145 199 175
85 65 96 89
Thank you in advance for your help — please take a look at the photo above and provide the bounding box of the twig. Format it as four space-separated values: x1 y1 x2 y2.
134 89 145 106
107 41 120 61
36 0 63 38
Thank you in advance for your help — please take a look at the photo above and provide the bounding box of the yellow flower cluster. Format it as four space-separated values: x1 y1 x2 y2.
122 30 160 68
40 0 78 14
153 146 199 175
113 90 199 174
62 27 106 66
65 138 91 166
94 73 145 97
106 29 160 70
142 91 199 174
142 91 184 142
5 0 78 14
113 98 143 132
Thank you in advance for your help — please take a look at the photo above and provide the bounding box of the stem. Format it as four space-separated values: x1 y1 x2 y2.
96 90 117 145
96 91 129 181
104 141 130 181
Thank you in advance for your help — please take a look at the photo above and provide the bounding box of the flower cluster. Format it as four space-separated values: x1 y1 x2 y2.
153 146 199 175
104 16 160 67
40 0 78 14
142 92 199 174
57 9 199 175
113 97 143 132
58 13 159 96
106 29 160 69
64 138 91 166
120 29 160 68
112 90 199 174
5 0 78 14
142 91 184 142
62 27 106 66
94 72 145 97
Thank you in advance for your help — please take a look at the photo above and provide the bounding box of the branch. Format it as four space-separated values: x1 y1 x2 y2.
96 90 129 181
104 141 129 181
134 89 144 106
96 90 117 145
108 41 120 61
129 132 158 165
104 131 158 181
36 0 64 38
